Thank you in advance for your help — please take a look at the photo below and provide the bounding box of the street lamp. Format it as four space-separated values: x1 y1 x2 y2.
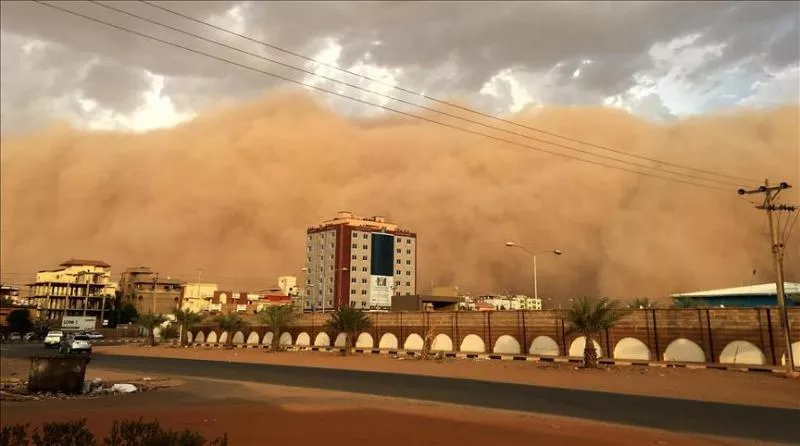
505 242 562 301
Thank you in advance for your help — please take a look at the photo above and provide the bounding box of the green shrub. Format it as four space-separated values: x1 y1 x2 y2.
0 418 227 446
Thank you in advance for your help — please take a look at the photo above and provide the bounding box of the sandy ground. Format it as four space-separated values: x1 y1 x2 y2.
0 369 755 446
95 345 800 409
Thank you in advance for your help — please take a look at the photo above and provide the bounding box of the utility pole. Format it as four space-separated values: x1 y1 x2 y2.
151 273 159 315
738 180 796 373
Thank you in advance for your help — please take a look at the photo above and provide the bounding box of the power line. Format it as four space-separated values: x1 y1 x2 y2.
138 0 759 185
90 0 746 188
32 0 733 192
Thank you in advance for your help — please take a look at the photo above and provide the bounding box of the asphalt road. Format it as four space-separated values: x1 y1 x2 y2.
2 344 798 443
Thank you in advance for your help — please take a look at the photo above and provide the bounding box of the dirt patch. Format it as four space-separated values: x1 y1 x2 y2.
95 345 800 409
0 357 181 402
1 377 750 446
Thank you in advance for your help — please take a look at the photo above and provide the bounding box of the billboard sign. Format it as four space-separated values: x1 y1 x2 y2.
61 316 96 331
369 275 394 309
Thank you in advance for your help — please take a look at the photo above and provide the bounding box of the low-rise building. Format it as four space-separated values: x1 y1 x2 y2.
670 282 800 308
27 259 117 323
118 267 184 315
181 282 219 313
475 294 543 311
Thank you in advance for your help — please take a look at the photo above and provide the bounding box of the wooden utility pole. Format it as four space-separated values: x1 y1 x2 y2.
738 180 796 373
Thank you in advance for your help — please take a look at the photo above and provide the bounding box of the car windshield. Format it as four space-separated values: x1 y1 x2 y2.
74 335 90 341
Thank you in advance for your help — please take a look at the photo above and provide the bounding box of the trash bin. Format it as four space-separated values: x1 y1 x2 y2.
27 356 91 394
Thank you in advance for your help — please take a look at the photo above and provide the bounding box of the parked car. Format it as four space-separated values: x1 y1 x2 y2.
59 334 92 354
8 332 21 341
44 330 64 348
83 331 104 340
23 332 37 341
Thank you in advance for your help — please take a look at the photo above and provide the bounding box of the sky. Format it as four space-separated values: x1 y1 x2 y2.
0 1 799 299
1 1 798 134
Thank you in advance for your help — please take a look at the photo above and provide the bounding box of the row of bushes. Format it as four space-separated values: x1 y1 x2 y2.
0 418 227 446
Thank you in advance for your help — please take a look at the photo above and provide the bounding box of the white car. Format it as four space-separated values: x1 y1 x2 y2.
83 331 104 340
44 331 64 348
60 334 92 354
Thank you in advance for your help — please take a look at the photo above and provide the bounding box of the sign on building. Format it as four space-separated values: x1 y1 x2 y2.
369 232 395 310
61 316 96 331
368 276 393 309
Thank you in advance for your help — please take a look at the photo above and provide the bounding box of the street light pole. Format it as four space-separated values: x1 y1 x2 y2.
506 242 562 303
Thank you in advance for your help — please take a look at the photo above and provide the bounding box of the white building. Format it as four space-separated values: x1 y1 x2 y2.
477 294 542 311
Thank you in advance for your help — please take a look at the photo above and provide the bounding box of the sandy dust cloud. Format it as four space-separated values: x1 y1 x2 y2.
1 91 798 302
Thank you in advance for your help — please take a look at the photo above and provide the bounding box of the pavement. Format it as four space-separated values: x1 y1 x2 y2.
2 344 798 444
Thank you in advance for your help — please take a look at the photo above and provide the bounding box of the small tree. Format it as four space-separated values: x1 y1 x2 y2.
172 308 204 347
566 297 627 368
213 312 248 347
324 307 373 356
31 316 57 339
257 305 296 352
135 313 167 346
7 309 31 333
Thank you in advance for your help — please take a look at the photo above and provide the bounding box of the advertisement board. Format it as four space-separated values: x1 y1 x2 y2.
368 275 394 309
61 316 96 331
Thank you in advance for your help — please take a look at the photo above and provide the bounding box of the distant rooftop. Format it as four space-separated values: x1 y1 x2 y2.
671 282 800 298
59 259 111 268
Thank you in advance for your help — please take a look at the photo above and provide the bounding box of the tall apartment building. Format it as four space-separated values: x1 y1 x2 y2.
305 211 417 311
27 259 117 322
118 267 184 315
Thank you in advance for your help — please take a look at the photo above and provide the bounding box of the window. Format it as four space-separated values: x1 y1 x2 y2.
361 278 367 283
329 277 333 282
406 260 411 265
396 260 401 264
329 266 333 271
350 289 356 295
361 301 367 307
330 243 335 248
328 289 333 294
351 266 357 271
361 290 367 295
351 278 356 283
406 271 411 275
405 282 411 286
361 266 367 272
396 249 401 253
396 269 401 275
307 257 311 262
352 255 357 260
352 243 357 248
406 249 411 254
363 234 368 239
397 238 402 243
362 256 368 260
362 244 368 249
330 254 334 259
406 239 411 244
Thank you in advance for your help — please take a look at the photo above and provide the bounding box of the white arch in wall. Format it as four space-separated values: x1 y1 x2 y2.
663 338 706 363
356 333 374 348
232 331 245 344
246 332 260 345
780 341 800 367
379 333 399 349
334 333 347 348
262 332 274 346
219 332 228 344
459 334 486 353
493 335 522 355
404 333 424 350
279 332 293 346
529 336 559 356
431 334 453 352
206 331 218 344
187 331 194 344
569 336 603 358
613 337 651 361
314 332 331 347
719 340 766 365
194 331 205 344
295 332 311 346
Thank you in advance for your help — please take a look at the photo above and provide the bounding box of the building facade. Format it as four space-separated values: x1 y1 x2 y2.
27 259 117 323
476 295 543 311
181 282 219 313
671 282 800 308
118 267 184 315
305 212 417 311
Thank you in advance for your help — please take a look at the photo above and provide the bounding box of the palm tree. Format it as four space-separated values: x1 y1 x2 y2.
257 305 296 352
566 297 627 368
136 312 167 346
324 306 373 355
213 312 249 347
172 308 205 347
672 296 696 308
629 298 657 309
